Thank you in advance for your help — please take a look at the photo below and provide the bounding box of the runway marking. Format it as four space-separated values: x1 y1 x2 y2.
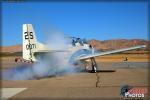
0 88 27 99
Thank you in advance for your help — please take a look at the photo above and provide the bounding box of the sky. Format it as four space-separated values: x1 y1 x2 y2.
1 1 148 46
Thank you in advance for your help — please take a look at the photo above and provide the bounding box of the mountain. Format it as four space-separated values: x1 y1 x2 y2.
88 39 149 51
0 45 22 53
0 39 149 53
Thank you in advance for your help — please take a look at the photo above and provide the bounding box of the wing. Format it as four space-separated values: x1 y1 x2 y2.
33 50 68 56
76 45 146 60
35 50 68 53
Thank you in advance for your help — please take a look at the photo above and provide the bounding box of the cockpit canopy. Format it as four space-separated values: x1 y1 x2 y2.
72 37 88 46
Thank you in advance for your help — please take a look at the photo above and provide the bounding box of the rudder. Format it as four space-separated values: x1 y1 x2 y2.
23 24 37 61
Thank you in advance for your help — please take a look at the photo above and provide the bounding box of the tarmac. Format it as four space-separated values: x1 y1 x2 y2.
0 56 149 100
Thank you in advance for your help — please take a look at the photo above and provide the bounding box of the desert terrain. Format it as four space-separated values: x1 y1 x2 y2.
0 39 150 99
0 54 149 100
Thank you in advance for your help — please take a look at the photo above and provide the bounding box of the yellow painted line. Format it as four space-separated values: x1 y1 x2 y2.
0 88 27 100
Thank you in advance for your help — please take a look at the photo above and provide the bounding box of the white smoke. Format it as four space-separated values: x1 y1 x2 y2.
32 31 75 78
2 31 76 80
46 31 69 50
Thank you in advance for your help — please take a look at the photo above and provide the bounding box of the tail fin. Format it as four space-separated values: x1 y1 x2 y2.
23 24 37 61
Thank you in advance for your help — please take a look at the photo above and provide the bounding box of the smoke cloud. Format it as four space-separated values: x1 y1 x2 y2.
2 31 77 80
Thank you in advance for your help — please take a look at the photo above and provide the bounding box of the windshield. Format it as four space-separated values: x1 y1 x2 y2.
72 38 88 46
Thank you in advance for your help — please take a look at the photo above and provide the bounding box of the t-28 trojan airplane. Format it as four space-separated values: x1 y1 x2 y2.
17 24 146 72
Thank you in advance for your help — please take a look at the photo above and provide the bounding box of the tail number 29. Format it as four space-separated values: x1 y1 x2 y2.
24 32 33 39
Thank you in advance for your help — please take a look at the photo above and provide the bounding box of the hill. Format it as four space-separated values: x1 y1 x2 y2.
88 39 149 52
0 39 149 53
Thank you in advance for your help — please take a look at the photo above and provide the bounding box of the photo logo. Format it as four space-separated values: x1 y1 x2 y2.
120 85 147 98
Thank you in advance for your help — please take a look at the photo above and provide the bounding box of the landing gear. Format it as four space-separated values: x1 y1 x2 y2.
90 57 97 73
90 57 100 87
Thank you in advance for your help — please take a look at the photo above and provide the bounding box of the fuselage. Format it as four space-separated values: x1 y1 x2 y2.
34 39 92 64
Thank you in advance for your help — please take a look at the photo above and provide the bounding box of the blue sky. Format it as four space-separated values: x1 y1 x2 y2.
1 2 148 46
